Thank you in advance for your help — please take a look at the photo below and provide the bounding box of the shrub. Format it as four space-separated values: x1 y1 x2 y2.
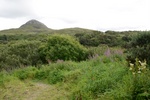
0 40 42 70
70 60 128 99
39 34 88 62
129 59 150 99
47 69 64 84
127 32 150 65
13 67 38 80
75 31 122 47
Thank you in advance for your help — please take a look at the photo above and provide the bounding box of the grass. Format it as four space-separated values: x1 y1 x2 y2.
0 53 150 100
0 77 69 100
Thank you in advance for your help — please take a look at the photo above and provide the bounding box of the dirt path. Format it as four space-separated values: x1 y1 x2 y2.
23 82 69 100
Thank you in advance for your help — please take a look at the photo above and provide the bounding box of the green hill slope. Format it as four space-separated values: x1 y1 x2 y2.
0 20 97 35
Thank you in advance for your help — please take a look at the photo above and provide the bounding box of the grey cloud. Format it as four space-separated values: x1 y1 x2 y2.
0 0 35 18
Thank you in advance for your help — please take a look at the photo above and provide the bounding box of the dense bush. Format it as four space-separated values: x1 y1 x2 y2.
69 56 128 99
13 67 38 80
127 32 150 65
47 69 64 84
0 40 42 71
75 31 123 47
39 34 88 62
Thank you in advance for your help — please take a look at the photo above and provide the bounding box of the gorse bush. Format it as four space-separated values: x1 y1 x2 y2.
39 34 88 62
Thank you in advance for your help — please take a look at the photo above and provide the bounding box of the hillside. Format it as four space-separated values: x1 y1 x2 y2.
0 19 53 35
0 20 96 35
20 19 49 30
55 27 96 35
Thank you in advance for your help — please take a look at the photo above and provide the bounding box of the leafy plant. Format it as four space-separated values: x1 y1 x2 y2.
129 58 150 99
0 40 42 70
127 32 150 66
39 34 88 62
13 67 38 80
47 69 64 84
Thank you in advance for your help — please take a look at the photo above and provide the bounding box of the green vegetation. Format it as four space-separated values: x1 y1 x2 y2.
0 20 150 99
0 40 42 70
0 54 150 99
127 32 150 65
39 34 88 62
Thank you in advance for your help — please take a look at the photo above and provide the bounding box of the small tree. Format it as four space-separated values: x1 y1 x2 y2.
39 34 88 62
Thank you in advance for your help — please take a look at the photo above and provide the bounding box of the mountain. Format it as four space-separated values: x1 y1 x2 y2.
19 19 49 30
0 19 53 34
0 19 97 35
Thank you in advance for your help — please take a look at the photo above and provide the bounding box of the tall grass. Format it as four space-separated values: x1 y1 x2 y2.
0 49 150 99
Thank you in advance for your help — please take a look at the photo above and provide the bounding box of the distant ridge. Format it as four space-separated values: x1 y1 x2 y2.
0 19 99 34
19 19 49 30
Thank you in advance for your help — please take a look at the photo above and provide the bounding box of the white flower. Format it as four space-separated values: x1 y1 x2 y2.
132 72 136 75
129 63 134 67
129 67 132 70
139 60 146 66
141 66 146 70
138 60 142 64
138 71 141 74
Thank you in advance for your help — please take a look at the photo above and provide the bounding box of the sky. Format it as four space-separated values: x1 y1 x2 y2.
0 0 150 31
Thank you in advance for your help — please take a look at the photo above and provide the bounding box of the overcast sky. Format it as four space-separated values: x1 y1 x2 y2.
0 0 150 31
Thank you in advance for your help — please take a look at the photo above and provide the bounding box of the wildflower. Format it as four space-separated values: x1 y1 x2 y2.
138 60 142 64
139 60 146 66
143 66 146 69
114 49 123 55
129 59 147 75
132 72 136 75
104 48 111 57
129 63 134 67
141 66 146 70
138 71 141 74
129 67 132 70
